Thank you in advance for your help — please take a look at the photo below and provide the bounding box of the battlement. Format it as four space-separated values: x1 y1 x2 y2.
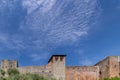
48 55 66 63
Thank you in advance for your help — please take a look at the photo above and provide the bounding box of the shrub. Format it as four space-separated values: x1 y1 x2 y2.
0 69 5 76
7 68 20 76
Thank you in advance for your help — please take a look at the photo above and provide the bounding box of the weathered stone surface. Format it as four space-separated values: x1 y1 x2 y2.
0 60 18 71
95 56 120 79
66 66 99 80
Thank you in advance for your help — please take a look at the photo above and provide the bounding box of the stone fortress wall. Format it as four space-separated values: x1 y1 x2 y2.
95 56 120 80
0 55 120 80
66 66 99 80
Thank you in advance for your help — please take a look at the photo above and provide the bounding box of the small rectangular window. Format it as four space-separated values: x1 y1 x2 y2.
60 57 63 61
55 57 58 61
99 71 102 75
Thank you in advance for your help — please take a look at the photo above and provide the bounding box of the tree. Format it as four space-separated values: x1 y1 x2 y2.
6 68 20 80
7 68 19 76
0 69 6 80
0 69 5 77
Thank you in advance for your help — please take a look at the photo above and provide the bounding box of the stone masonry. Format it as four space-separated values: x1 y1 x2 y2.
66 66 99 80
0 55 120 80
95 56 120 80
0 59 18 71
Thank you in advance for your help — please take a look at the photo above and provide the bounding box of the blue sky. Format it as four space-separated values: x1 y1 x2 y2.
0 0 120 66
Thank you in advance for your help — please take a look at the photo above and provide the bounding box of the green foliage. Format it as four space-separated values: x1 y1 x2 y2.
19 73 47 80
0 69 5 76
103 77 120 80
104 78 110 80
0 77 7 80
0 69 5 80
7 68 20 76
6 73 49 80
51 78 56 80
0 68 52 80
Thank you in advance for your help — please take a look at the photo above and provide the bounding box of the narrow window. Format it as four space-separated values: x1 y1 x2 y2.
99 71 102 75
60 57 63 61
55 57 58 61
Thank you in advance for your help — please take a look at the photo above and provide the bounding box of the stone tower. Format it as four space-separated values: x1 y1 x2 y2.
48 55 66 80
95 56 120 79
0 60 18 71
109 56 119 78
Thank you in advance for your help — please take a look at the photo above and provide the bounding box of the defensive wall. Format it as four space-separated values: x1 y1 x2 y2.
0 55 120 80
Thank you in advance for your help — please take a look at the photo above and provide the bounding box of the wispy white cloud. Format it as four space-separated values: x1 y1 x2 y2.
0 0 101 61
0 34 8 43
79 57 93 66
117 2 120 9
30 53 49 61
20 0 100 46
22 0 56 14
0 34 25 51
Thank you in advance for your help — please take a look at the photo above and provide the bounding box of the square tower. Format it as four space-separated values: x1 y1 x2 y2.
48 55 66 80
109 56 119 78
1 60 18 71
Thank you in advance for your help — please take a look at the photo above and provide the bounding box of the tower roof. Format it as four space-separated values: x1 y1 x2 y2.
48 55 66 63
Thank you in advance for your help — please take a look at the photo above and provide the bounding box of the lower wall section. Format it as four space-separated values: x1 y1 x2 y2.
18 66 99 80
18 66 53 78
66 66 99 80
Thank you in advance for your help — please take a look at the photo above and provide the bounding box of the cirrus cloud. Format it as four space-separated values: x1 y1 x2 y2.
0 0 101 61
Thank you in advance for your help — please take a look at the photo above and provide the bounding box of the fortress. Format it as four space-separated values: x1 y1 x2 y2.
0 55 120 80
